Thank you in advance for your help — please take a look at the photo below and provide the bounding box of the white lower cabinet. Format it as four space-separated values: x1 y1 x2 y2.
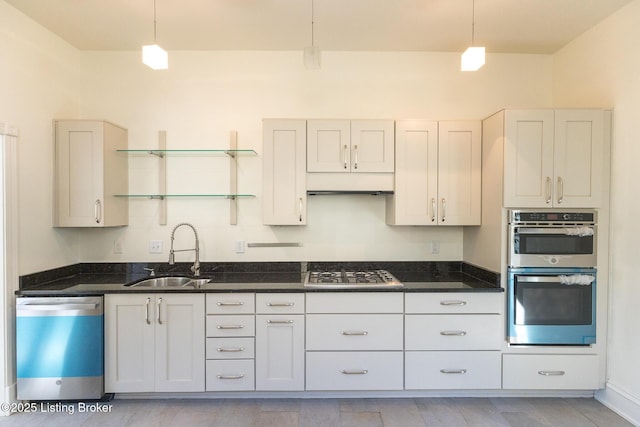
306 351 404 391
405 351 501 390
502 354 599 390
255 292 306 391
104 293 205 393
206 360 255 391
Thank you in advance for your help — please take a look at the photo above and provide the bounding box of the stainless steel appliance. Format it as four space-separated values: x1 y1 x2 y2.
16 296 104 400
507 267 596 345
304 269 403 289
508 209 597 268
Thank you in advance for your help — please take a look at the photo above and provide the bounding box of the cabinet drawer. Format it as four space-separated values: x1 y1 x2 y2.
256 293 305 314
206 360 255 391
405 293 502 314
206 315 255 337
502 354 599 390
306 314 403 350
206 338 255 359
405 315 502 350
306 351 403 391
405 351 501 390
206 293 255 314
306 292 403 313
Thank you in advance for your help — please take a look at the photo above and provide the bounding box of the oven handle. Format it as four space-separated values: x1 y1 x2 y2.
515 227 594 235
516 275 594 283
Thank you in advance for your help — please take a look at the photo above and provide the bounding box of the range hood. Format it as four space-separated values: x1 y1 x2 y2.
307 190 392 196
306 171 394 195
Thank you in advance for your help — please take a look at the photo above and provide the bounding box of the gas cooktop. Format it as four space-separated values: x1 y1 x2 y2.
303 269 403 289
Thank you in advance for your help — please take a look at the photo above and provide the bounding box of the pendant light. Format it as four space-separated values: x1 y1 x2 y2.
142 0 168 70
303 0 321 69
461 0 485 71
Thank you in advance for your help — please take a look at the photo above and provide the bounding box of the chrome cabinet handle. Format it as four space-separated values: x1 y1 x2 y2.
440 369 467 374
440 300 467 306
299 197 303 222
94 199 102 223
217 301 244 306
557 177 564 204
343 144 349 169
441 198 446 222
431 198 436 222
267 302 294 307
217 347 245 352
340 330 368 336
353 144 359 170
267 319 294 324
538 370 565 376
156 297 162 325
217 374 245 380
440 331 467 336
145 297 151 325
545 177 552 204
216 324 245 330
341 369 368 375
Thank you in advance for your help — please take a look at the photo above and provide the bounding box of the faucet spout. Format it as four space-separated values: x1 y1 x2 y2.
168 222 201 276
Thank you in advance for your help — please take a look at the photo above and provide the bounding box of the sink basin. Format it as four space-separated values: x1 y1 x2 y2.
126 277 210 288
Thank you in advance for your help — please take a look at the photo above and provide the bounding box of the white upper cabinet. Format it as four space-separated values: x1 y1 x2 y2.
307 120 394 173
53 120 128 227
387 120 481 225
262 119 307 225
503 109 605 208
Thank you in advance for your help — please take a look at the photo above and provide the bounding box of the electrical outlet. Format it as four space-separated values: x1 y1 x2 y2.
235 240 245 254
431 240 440 255
149 240 163 254
113 239 123 254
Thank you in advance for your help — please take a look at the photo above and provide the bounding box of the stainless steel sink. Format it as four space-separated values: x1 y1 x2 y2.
126 277 210 288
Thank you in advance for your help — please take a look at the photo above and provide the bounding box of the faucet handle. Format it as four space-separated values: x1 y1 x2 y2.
143 267 156 277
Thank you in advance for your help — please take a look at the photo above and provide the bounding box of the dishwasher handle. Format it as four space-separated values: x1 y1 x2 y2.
17 297 103 317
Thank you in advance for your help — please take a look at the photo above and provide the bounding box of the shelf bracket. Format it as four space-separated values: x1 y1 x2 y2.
158 131 167 225
229 130 238 225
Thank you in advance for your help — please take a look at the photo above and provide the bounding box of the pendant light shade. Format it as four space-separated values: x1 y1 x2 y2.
142 44 168 70
461 46 485 71
461 0 484 71
142 0 168 70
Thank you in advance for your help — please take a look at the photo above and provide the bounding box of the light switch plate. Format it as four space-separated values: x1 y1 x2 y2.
149 240 163 254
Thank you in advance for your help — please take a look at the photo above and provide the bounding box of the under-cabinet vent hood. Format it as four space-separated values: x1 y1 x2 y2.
307 190 392 196
306 172 394 194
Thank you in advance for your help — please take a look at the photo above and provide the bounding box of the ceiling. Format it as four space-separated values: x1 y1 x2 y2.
6 0 633 54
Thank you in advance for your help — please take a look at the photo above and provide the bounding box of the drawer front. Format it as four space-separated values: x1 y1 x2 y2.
405 351 502 390
206 315 255 337
206 337 255 359
405 293 502 314
503 354 599 390
206 360 255 391
206 293 255 314
405 315 502 350
256 293 305 314
306 292 403 313
306 314 403 350
306 351 403 391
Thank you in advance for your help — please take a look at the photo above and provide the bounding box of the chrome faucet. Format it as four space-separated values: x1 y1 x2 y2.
168 222 200 276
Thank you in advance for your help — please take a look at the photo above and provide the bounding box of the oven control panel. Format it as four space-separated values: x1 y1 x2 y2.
509 210 596 224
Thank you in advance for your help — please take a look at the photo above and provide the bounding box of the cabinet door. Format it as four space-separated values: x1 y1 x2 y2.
263 119 307 225
307 120 351 172
437 121 481 225
553 110 604 207
387 120 438 225
104 294 155 393
255 314 305 391
503 110 555 208
54 120 128 227
351 120 395 172
155 294 205 392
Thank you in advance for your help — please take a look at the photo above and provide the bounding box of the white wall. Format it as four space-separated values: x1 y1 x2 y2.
553 0 640 423
1 0 555 275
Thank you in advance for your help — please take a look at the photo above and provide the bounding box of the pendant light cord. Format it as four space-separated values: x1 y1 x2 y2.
311 0 315 48
471 0 476 45
153 0 158 43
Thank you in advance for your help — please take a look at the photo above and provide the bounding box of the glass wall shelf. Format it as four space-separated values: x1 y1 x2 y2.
117 149 257 157
115 194 255 199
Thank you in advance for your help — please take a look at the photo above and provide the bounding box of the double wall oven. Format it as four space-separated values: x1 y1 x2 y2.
507 210 597 345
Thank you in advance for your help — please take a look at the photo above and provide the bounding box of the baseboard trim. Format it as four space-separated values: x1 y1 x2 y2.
595 381 640 426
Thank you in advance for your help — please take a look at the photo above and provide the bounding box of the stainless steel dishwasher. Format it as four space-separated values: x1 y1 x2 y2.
16 296 104 400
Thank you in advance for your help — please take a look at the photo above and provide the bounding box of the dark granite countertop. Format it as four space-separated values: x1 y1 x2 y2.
17 261 503 296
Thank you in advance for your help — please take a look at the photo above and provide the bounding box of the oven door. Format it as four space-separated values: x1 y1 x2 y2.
509 226 596 267
507 268 596 345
